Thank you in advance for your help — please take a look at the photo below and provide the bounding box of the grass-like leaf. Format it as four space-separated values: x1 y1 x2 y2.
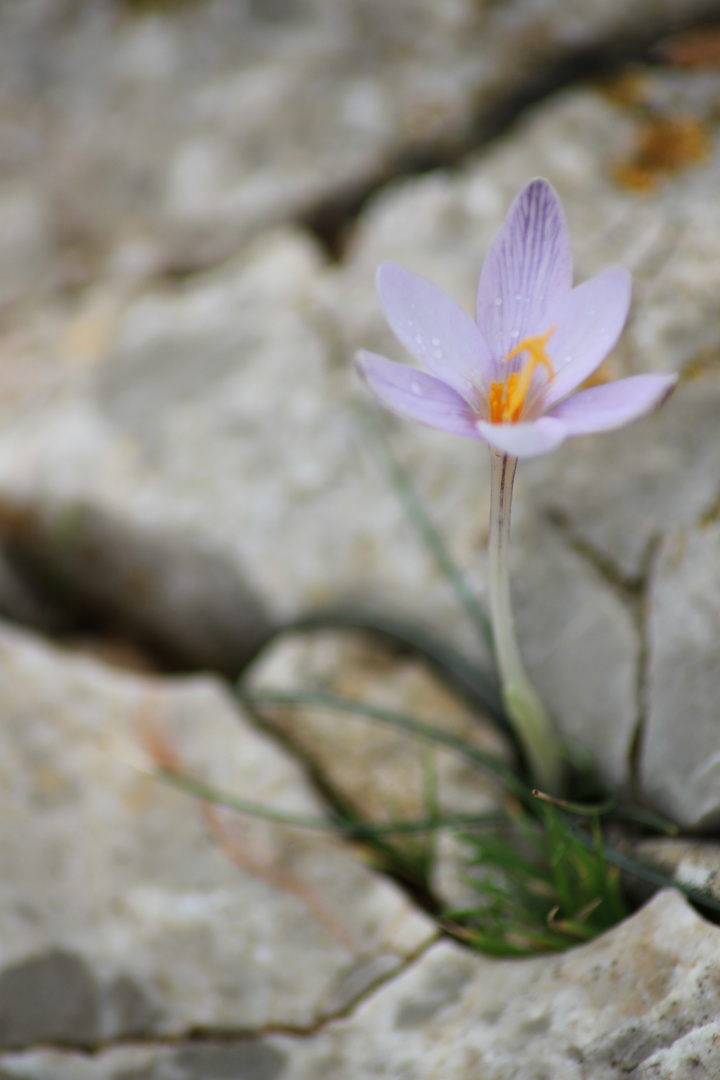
447 803 628 956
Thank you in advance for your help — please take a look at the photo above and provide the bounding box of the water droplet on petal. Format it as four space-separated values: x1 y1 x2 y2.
433 350 443 359
431 337 441 346
495 297 502 306
415 335 424 345
411 382 422 395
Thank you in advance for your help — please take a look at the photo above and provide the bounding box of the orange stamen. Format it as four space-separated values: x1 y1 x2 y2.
488 326 556 423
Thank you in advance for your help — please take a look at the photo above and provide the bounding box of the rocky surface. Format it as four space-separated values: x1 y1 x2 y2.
2 3 720 1074
628 837 720 904
642 521 720 829
2 891 720 1078
0 618 433 1047
5 69 720 805
245 628 511 905
0 0 715 314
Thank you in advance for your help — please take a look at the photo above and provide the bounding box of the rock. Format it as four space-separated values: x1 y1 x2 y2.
0 618 433 1048
0 1 712 310
510 507 640 791
0 227 497 672
245 628 512 902
641 522 720 829
2 71 720 812
4 891 720 1078
341 76 720 581
626 837 720 905
273 890 720 1079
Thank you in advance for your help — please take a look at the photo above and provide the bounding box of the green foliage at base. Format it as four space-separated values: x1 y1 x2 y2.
444 803 627 956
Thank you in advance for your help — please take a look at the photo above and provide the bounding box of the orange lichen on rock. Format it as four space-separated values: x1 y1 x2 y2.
656 26 720 68
613 114 709 192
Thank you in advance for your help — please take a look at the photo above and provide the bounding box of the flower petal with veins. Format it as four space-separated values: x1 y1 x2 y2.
476 178 573 365
547 373 677 435
377 262 492 400
356 178 675 460
356 351 482 438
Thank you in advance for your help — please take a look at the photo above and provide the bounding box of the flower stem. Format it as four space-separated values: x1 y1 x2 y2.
488 448 563 793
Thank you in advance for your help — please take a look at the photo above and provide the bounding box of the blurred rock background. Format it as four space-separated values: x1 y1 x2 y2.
4 2 720 1076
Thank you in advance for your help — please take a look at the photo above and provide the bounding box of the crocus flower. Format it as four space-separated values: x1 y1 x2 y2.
356 179 675 458
356 179 676 792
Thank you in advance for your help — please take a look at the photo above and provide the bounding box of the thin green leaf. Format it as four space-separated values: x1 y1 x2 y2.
242 686 530 802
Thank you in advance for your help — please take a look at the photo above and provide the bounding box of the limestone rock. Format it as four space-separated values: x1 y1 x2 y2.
1 73 720 808
245 628 512 904
246 628 511 820
0 619 433 1049
4 891 720 1079
510 507 639 790
0 1 712 310
627 837 720 904
641 522 720 829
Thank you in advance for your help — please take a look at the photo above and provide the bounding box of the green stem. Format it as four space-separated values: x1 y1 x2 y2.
488 448 562 793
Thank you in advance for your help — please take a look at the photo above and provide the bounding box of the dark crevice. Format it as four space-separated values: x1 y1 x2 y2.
301 8 720 259
541 507 645 604
0 938 436 1059
627 536 662 805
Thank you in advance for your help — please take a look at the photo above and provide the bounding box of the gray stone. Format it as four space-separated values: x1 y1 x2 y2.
627 838 720 903
511 507 640 790
0 951 99 1049
641 522 720 829
0 619 433 1047
0 0 713 310
246 628 511 829
3 73 720 806
5 892 720 1079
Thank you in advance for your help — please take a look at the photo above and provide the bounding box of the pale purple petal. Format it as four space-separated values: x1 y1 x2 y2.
475 417 567 458
546 374 677 435
543 268 632 408
356 351 482 438
476 179 573 365
376 262 492 399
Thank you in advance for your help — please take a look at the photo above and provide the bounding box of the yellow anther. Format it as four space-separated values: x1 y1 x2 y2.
488 326 556 423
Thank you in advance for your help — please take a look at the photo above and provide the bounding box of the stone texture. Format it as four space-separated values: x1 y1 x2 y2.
4 71 720 806
245 628 512 904
628 838 720 903
510 507 640 790
641 522 720 829
0 618 433 1048
246 628 511 823
3 891 720 1079
0 0 714 314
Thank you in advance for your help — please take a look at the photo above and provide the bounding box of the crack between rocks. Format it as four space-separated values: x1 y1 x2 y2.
627 536 662 803
541 507 644 602
299 4 720 261
0 935 439 1059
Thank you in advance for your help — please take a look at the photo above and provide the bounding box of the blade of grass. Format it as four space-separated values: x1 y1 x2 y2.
153 766 506 838
242 686 531 802
281 608 505 726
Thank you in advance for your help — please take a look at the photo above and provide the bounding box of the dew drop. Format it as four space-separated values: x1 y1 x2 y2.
511 330 519 338
433 350 443 359
415 335 424 345
431 337 441 346
495 297 502 306
515 293 523 301
411 382 422 395
565 355 572 363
